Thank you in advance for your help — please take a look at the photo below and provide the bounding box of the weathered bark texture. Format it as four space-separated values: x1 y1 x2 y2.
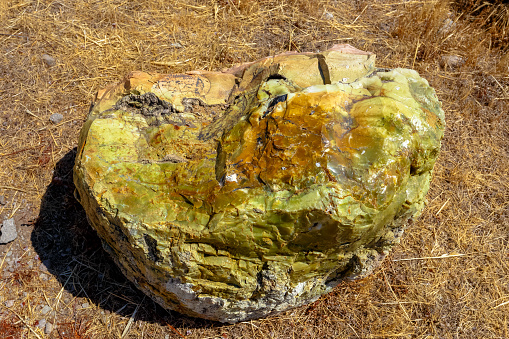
74 44 445 323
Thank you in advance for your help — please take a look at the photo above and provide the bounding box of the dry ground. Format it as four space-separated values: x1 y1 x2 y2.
0 0 508 338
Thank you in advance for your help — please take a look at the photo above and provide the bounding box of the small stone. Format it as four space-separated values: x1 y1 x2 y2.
37 318 47 330
81 302 89 309
440 55 465 70
438 18 456 35
39 273 48 281
41 305 52 315
169 42 183 48
323 11 334 21
45 322 54 334
4 300 14 308
100 312 109 325
42 54 56 67
0 218 17 244
5 251 12 257
0 195 6 205
49 113 64 124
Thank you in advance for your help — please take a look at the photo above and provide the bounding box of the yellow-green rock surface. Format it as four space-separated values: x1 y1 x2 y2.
73 45 445 323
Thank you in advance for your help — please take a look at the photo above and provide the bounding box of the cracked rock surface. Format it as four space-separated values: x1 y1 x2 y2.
73 44 445 323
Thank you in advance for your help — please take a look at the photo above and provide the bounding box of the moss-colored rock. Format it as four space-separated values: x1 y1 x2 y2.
73 44 445 323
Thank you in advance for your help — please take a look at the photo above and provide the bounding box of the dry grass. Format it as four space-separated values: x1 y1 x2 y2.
0 0 508 338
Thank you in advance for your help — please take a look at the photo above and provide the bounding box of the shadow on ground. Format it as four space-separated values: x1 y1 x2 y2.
31 148 218 330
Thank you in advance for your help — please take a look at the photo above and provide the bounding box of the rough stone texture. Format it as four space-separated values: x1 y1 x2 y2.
42 54 56 67
0 218 18 244
73 44 445 323
440 55 465 70
49 113 64 124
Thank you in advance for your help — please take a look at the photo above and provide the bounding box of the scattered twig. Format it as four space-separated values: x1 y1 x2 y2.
8 202 21 219
227 0 241 16
347 322 361 338
0 145 44 157
37 119 79 131
121 297 144 339
393 253 467 262
151 58 193 67
412 38 420 69
0 243 14 272
351 5 368 25
7 2 33 10
0 186 34 193
166 321 188 339
436 198 450 215
53 266 77 311
20 104 43 120
493 300 509 309
491 75 508 97
382 270 411 322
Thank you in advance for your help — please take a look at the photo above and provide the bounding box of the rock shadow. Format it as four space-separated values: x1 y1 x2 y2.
31 148 218 330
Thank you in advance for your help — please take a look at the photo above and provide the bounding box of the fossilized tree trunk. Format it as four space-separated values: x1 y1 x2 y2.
74 45 445 323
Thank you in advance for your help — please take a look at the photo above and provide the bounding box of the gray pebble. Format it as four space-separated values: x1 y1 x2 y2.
4 300 14 308
0 195 6 205
0 218 17 244
81 302 89 309
45 322 54 334
323 11 334 21
40 273 49 281
169 42 183 48
49 113 64 124
438 18 456 35
41 305 52 315
6 251 11 257
440 55 465 70
42 54 56 67
37 318 46 330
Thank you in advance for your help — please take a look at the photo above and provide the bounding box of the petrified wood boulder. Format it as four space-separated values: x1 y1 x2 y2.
73 45 445 323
